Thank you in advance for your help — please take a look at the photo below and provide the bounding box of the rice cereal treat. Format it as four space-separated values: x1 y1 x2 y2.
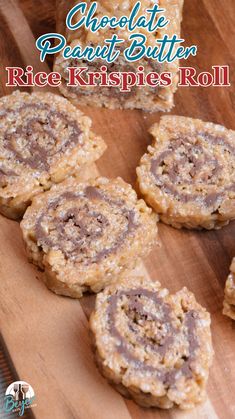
20 177 158 298
54 0 184 112
0 90 106 220
223 258 235 320
137 116 235 229
90 276 213 409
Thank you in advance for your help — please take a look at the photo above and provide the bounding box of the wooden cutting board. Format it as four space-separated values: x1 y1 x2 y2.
0 1 234 418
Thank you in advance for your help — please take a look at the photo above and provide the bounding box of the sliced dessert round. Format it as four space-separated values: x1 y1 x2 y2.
90 276 213 409
137 116 235 229
20 177 158 298
0 90 106 219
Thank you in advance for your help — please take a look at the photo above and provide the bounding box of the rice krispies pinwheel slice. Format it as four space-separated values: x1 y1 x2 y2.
0 90 106 219
20 176 158 298
90 276 214 409
137 116 235 230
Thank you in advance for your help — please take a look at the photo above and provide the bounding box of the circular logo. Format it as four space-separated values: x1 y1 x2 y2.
4 381 36 416
5 381 35 401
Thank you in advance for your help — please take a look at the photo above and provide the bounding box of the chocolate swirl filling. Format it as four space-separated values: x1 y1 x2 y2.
150 132 235 208
107 288 199 386
0 103 82 173
35 186 138 264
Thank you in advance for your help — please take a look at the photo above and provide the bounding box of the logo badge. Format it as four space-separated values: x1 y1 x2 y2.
3 381 36 417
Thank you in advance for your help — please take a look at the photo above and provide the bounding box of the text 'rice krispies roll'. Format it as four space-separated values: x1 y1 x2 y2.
20 177 158 298
90 277 213 409
137 116 235 230
0 90 106 220
54 0 184 111
223 258 235 320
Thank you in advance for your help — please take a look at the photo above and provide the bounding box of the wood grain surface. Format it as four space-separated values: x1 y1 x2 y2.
0 1 234 418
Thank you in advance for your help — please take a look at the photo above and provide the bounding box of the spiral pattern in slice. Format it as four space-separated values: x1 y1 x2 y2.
90 277 213 409
137 116 235 229
21 177 157 298
0 103 82 172
35 186 137 264
0 91 106 219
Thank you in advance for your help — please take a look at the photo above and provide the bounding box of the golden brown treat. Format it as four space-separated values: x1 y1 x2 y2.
20 177 158 298
223 258 235 320
0 90 106 220
137 116 235 230
90 276 213 409
54 0 184 112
